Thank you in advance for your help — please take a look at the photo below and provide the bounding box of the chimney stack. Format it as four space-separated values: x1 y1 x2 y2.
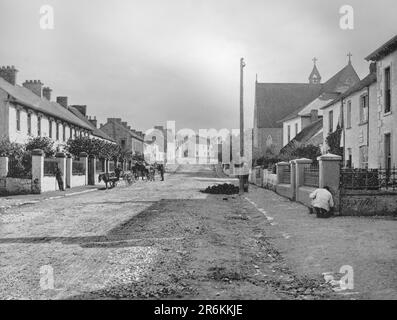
23 80 43 97
57 96 68 108
0 66 18 85
370 62 377 74
42 87 52 101
88 116 97 128
310 109 319 123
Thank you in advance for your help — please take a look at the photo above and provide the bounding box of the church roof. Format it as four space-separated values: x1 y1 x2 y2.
254 83 322 128
271 62 360 124
366 35 397 61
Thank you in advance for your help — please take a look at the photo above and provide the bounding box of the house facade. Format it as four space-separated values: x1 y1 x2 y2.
100 118 144 155
0 66 92 149
366 35 397 169
321 34 397 169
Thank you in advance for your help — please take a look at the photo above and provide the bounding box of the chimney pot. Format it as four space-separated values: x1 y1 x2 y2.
42 87 52 101
370 62 377 74
23 80 43 97
310 109 319 123
0 66 18 85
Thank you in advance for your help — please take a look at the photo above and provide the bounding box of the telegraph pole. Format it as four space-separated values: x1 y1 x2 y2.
239 58 246 194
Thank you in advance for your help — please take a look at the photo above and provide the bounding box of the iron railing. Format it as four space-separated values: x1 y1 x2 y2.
340 167 397 191
44 158 57 176
72 160 85 176
304 164 319 188
7 156 32 179
279 168 291 184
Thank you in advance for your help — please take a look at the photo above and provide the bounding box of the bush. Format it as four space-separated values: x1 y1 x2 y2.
25 137 55 158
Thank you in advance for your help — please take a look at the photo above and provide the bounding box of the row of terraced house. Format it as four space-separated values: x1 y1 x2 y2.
0 65 145 195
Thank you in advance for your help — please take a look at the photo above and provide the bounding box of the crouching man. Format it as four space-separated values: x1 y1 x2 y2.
309 186 334 218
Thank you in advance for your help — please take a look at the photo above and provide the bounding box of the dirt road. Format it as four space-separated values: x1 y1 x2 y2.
1 165 393 300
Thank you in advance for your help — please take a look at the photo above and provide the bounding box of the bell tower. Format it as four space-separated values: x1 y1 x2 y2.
309 57 321 84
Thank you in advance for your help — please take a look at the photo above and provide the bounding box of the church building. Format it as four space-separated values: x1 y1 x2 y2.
253 57 360 159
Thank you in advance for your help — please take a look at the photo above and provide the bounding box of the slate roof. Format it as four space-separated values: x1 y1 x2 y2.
321 73 377 110
254 83 322 128
0 78 92 130
280 119 323 154
366 35 397 61
267 63 360 125
68 106 115 142
105 119 144 142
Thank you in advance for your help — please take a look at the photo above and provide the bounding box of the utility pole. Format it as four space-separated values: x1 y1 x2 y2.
239 57 246 194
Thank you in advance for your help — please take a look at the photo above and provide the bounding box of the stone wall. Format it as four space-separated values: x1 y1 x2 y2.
0 177 32 195
340 190 397 216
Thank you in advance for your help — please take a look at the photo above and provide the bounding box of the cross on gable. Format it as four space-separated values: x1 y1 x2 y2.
312 57 318 65
347 52 353 63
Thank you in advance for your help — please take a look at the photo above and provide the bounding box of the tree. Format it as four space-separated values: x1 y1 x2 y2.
326 124 343 157
25 137 56 158
0 137 24 157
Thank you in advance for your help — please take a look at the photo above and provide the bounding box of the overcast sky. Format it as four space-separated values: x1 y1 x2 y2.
0 0 396 132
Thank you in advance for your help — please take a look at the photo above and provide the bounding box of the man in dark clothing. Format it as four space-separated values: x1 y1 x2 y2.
158 164 165 181
54 164 64 191
115 165 122 181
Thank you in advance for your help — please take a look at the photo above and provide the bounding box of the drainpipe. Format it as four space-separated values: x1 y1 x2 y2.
341 98 346 164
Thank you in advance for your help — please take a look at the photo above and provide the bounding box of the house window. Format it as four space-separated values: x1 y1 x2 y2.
48 120 53 138
62 125 66 141
16 109 21 131
360 94 368 124
27 113 32 135
385 133 391 170
359 145 368 169
56 123 60 140
385 67 391 113
328 110 334 133
287 125 291 142
346 101 352 128
121 139 126 149
295 123 299 136
37 117 41 136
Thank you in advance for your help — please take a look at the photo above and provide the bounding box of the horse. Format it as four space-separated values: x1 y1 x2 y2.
98 173 118 189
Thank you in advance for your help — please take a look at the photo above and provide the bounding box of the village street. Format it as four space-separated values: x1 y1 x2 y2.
0 165 396 300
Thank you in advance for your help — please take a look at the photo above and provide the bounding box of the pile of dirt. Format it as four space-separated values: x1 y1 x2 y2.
201 184 239 195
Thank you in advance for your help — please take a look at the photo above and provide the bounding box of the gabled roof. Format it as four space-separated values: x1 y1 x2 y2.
254 83 322 128
68 106 115 142
277 63 360 123
105 119 144 142
366 35 397 61
280 119 323 154
0 78 92 130
321 73 377 110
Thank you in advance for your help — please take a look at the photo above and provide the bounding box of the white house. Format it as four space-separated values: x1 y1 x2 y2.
0 66 93 148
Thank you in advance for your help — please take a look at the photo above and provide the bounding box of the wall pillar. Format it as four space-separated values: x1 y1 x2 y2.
88 155 96 186
0 156 8 177
31 149 44 194
79 152 88 185
318 153 342 213
56 152 66 191
66 154 72 189
295 158 313 188
289 160 297 200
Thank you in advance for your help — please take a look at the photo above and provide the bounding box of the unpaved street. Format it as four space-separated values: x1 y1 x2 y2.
0 165 395 300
